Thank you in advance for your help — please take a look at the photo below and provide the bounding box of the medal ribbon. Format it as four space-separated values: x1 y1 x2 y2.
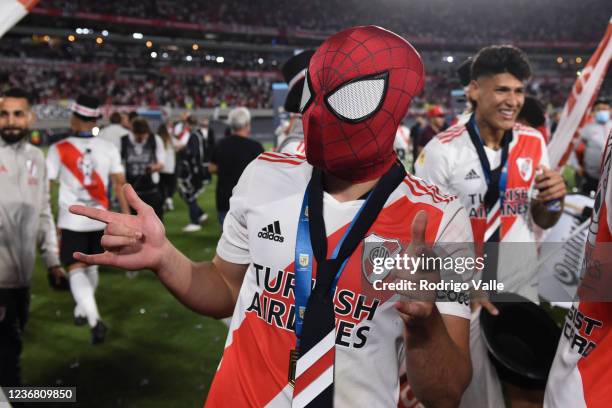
291 163 406 407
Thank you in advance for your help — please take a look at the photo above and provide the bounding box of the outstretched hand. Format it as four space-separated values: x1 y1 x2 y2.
394 210 438 327
69 184 168 271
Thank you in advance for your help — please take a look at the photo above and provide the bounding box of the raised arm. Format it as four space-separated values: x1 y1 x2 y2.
70 184 247 318
396 211 472 407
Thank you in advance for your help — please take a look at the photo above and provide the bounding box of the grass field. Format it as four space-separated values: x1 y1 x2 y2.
23 180 227 408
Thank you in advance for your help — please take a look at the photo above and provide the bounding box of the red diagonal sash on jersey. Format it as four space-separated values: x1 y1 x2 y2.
56 141 109 208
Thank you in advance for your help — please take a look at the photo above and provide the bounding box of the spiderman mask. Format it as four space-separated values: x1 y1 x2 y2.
300 26 424 182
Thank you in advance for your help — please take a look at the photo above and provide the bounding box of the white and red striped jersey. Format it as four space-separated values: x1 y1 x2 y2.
415 123 550 301
47 136 123 232
209 152 472 407
544 132 612 408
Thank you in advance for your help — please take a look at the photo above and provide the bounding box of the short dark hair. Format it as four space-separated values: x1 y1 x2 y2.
109 112 122 124
132 118 150 135
128 111 138 122
3 88 32 105
518 95 546 128
471 45 532 82
594 98 609 107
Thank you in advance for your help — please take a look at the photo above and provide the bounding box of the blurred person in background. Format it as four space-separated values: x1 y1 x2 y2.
127 111 138 129
120 118 165 220
176 114 210 232
276 50 314 155
210 107 263 229
46 95 129 344
517 95 549 142
415 105 448 158
579 98 611 195
199 116 216 184
410 113 426 163
98 111 131 152
158 123 177 211
394 117 411 169
0 88 65 385
99 111 133 210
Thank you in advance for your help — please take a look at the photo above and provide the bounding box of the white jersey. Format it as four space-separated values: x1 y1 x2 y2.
206 152 472 407
415 123 550 300
544 131 612 408
47 136 123 232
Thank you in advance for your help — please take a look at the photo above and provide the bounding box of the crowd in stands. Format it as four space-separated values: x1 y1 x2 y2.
34 0 610 43
0 64 273 109
0 36 284 71
0 60 590 112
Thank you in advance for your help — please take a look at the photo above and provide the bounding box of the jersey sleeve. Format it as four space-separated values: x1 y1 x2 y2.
414 138 451 191
215 160 257 264
109 144 124 174
45 143 60 181
433 199 473 320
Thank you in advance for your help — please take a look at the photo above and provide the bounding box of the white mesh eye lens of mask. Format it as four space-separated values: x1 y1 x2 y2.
299 72 312 113
326 74 387 121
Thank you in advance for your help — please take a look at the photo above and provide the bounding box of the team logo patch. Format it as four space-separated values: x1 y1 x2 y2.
516 157 533 182
0 306 5 322
362 233 402 283
26 159 39 185
416 152 426 166
299 253 309 267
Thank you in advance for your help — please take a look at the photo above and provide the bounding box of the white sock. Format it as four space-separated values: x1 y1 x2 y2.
69 267 101 327
85 265 99 291
74 304 85 318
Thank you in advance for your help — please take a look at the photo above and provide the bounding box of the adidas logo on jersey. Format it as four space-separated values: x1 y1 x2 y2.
258 221 284 243
464 169 480 180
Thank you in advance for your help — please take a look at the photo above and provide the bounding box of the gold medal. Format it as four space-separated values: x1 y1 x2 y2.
288 348 299 386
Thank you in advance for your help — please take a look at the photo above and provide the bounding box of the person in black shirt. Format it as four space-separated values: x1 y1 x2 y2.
120 118 165 220
210 107 263 230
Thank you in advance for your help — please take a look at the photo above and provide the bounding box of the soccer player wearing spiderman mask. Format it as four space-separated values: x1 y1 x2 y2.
69 26 473 407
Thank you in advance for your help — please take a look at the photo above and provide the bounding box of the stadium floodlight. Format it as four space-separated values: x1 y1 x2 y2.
146 41 153 48
446 56 454 63
82 28 90 34
68 35 75 42
258 58 264 64
576 70 582 77
557 57 564 64
216 56 224 63
576 57 583 64
102 30 109 37
162 52 169 59
186 55 193 62
133 32 144 40
192 44 199 51
75 28 83 34
150 52 158 58
96 37 103 45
